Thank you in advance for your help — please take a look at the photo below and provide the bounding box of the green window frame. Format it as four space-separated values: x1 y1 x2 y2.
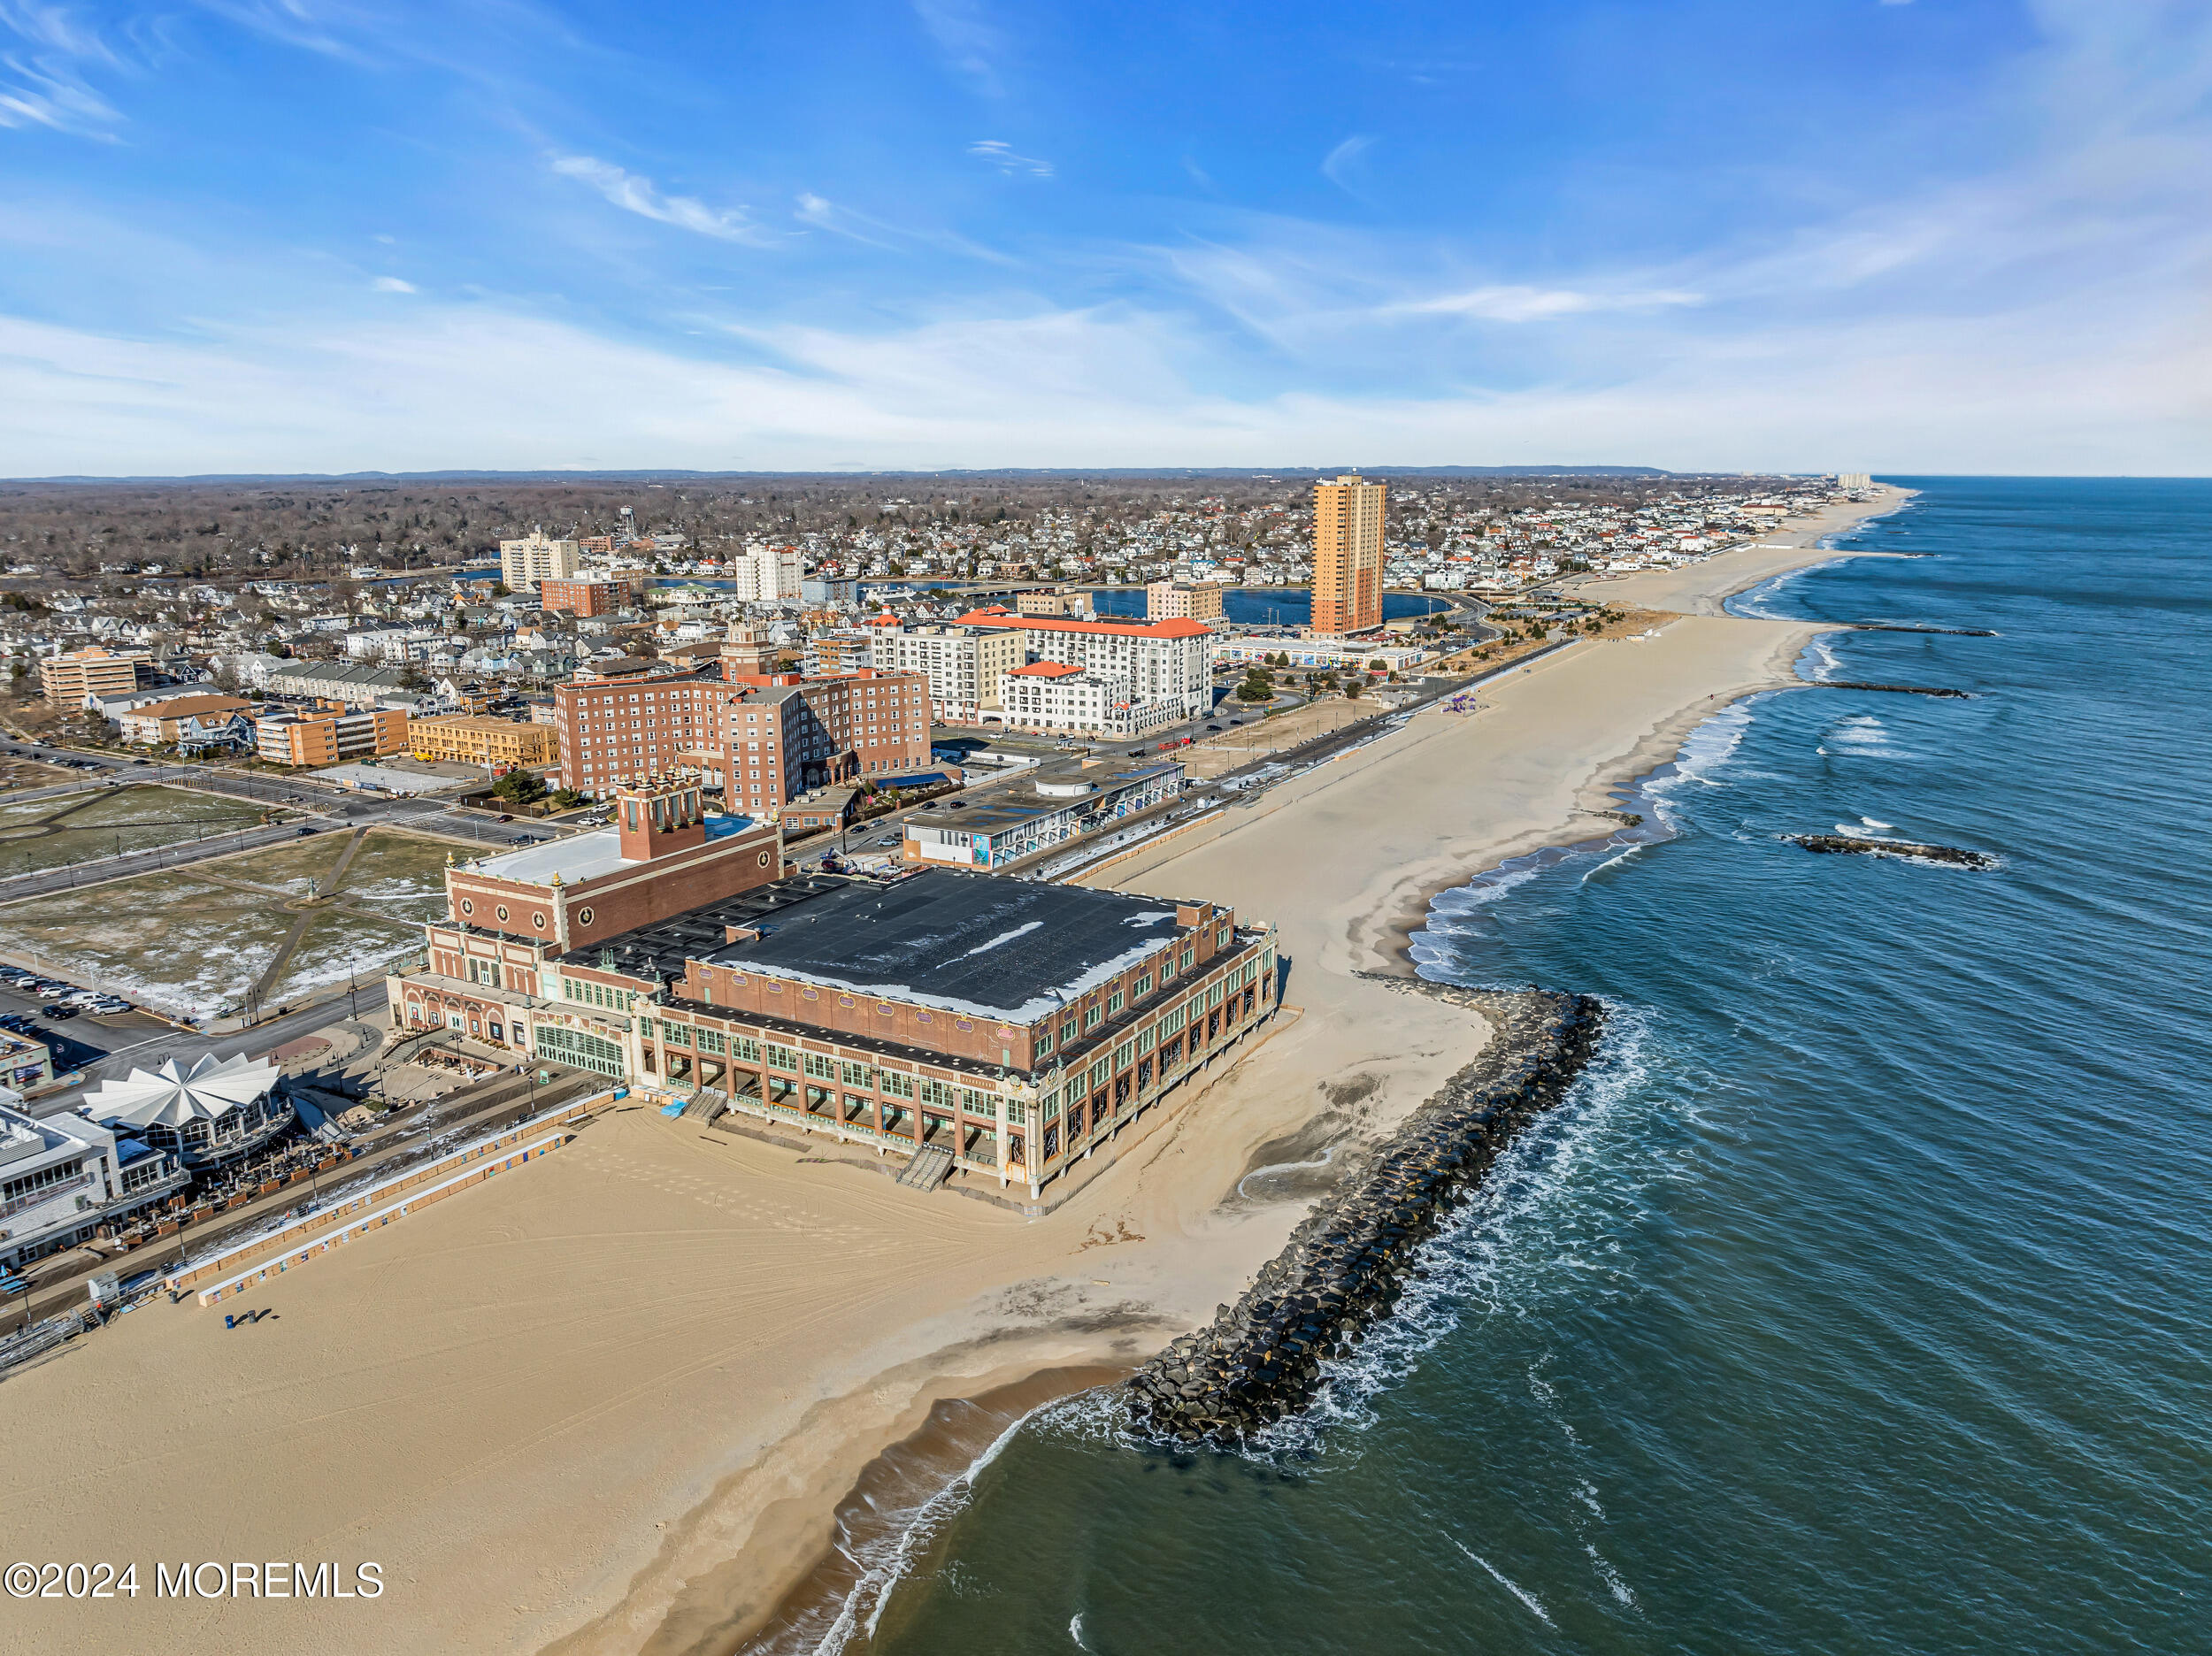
696 1029 726 1055
803 1052 836 1080
765 1043 799 1071
733 1036 761 1063
1114 1041 1134 1072
880 1070 916 1099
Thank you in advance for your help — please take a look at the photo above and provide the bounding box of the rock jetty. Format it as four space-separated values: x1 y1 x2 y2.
1847 623 1999 637
1786 833 1996 870
1125 989 1605 1446
1809 680 1971 698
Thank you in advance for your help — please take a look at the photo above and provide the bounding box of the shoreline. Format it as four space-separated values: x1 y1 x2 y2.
706 486 1922 1651
0 489 1911 1656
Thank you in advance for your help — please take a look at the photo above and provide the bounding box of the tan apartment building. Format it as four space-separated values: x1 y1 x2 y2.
117 693 254 746
1311 474 1386 635
1016 587 1093 618
256 705 411 768
500 528 581 591
411 716 558 769
1145 579 1226 622
870 623 1026 723
39 647 153 706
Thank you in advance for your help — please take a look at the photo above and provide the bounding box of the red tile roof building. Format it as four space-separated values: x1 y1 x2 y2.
953 609 1215 723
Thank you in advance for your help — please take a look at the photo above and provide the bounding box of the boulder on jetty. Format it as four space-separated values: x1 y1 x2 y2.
1124 988 1606 1447
1786 833 1996 870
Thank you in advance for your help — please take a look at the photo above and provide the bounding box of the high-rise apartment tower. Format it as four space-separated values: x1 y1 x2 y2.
1310 474 1385 635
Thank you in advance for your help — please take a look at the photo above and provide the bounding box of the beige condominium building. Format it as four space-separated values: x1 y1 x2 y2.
39 646 153 706
411 715 558 769
871 623 1026 723
1145 579 1226 622
500 528 581 591
1311 473 1386 635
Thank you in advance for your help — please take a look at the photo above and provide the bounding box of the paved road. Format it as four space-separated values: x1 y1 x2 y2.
1 979 389 1108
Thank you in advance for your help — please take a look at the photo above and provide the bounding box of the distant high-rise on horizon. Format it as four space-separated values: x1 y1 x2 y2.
1310 474 1386 636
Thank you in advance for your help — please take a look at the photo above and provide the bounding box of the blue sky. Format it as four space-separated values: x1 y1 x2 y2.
1 0 2206 473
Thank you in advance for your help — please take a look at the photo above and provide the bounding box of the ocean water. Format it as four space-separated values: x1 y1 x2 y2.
843 479 2212 1656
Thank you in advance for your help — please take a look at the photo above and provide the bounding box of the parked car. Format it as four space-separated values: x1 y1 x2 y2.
37 985 71 1000
296 826 318 836
40 1005 77 1020
1205 724 1222 732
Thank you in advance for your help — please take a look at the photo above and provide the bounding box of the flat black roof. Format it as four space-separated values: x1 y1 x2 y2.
569 873 858 982
709 869 1188 1023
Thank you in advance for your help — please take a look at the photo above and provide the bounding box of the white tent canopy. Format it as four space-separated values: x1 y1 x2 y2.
83 1053 280 1131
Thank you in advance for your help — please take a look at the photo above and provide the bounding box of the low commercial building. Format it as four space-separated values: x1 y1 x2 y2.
411 716 558 769
256 704 411 767
117 693 255 746
0 1093 187 1271
1210 636 1430 673
902 760 1184 870
39 646 152 707
77 1054 289 1175
0 1030 52 1093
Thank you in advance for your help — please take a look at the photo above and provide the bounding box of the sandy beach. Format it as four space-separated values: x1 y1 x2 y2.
0 489 1909 1656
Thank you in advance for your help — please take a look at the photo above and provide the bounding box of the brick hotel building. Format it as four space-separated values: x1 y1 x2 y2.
554 637 932 814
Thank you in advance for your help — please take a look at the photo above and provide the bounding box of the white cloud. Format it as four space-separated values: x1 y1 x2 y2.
0 2 124 136
370 275 416 293
913 0 1005 96
1320 134 1374 195
550 154 774 245
968 138 1051 178
1391 285 1704 323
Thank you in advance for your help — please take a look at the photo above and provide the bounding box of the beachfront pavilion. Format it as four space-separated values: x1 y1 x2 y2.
411 869 1278 1196
78 1053 292 1172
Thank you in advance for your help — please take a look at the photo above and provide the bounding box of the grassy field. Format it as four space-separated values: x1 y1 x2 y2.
0 783 271 880
0 825 459 1017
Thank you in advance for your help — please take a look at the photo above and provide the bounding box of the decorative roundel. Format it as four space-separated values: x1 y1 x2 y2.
532 912 547 928
459 899 474 916
577 906 595 926
757 850 772 867
495 905 509 923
